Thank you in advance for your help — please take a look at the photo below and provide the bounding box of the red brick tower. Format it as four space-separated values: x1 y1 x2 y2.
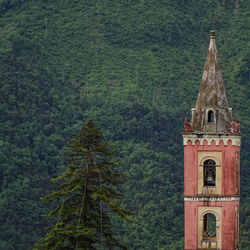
183 30 240 250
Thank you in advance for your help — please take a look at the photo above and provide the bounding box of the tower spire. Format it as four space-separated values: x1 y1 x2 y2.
191 30 232 133
183 30 241 250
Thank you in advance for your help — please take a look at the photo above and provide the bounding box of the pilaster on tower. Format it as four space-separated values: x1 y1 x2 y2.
183 30 241 250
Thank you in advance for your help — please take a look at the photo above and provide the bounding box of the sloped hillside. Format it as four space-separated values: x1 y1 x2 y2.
0 0 249 249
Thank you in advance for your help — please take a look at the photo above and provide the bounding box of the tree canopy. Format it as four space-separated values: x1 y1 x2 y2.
36 120 132 249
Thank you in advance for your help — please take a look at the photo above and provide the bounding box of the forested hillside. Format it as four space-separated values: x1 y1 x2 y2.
0 0 249 249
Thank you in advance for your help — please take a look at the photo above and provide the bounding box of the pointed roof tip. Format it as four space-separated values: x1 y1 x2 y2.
210 29 215 39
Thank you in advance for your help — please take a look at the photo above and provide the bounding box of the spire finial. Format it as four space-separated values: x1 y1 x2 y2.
210 17 215 39
210 29 215 39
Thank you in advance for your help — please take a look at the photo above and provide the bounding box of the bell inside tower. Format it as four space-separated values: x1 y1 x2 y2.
204 160 216 187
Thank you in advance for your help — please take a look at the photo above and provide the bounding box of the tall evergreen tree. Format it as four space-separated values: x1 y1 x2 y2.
35 120 132 250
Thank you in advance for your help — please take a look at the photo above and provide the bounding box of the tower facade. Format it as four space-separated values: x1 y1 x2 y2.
183 30 240 250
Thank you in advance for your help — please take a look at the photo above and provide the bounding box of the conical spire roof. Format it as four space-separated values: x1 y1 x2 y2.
191 30 232 133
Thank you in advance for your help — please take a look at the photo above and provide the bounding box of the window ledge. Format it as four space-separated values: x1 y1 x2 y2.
202 239 217 243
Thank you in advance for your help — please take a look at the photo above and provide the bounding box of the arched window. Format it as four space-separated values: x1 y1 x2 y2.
203 213 216 237
208 110 214 124
204 160 216 186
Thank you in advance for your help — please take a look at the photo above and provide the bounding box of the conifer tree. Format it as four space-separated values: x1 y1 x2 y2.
35 120 132 249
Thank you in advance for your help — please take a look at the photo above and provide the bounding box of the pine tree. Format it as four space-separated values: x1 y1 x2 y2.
35 120 132 250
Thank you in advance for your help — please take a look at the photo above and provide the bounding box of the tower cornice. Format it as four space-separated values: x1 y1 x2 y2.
182 133 241 146
184 196 240 202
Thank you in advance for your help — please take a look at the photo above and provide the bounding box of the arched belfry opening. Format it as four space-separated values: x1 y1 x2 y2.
198 207 222 249
203 213 217 238
204 159 216 187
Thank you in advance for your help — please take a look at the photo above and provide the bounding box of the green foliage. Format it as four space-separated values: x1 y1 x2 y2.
35 120 132 250
0 0 249 249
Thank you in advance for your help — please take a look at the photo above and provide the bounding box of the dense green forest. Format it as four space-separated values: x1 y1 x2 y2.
0 0 249 249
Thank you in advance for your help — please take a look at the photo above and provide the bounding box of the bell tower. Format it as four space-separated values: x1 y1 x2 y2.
183 30 240 250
